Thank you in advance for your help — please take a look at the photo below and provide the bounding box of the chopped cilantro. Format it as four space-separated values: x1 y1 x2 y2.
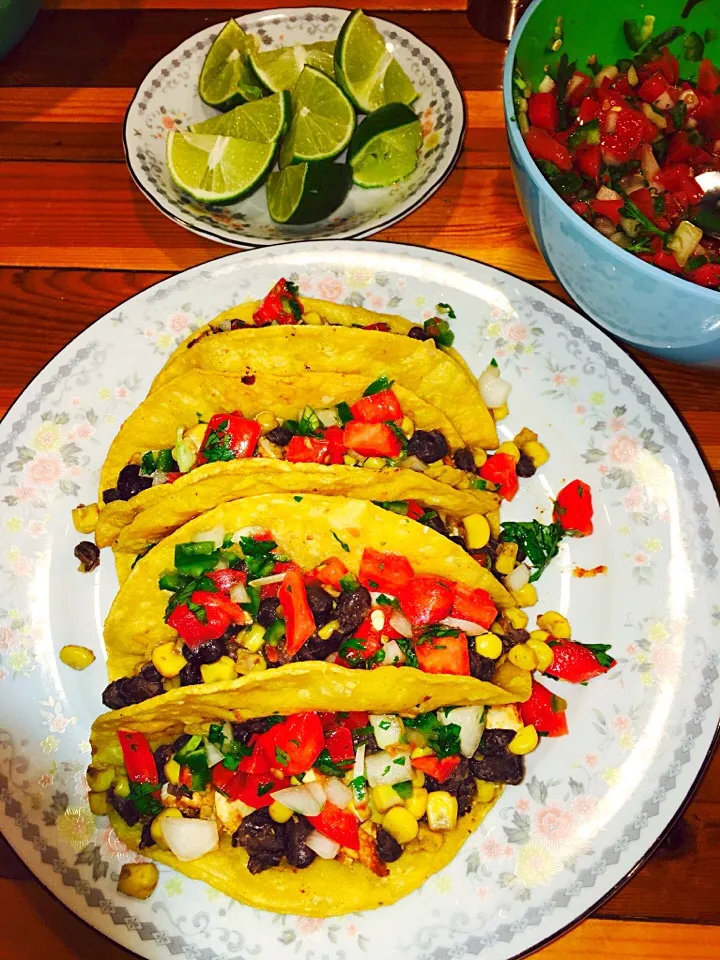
293 495 303 502
332 531 350 553
275 746 290 767
435 302 456 319
404 713 461 758
314 749 353 777
501 520 564 583
363 375 394 396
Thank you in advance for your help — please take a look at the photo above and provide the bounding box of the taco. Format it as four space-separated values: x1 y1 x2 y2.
101 494 531 712
150 281 497 452
88 665 531 915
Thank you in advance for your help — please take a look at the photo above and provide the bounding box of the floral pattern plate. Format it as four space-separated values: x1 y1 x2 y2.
123 8 465 247
1 240 719 960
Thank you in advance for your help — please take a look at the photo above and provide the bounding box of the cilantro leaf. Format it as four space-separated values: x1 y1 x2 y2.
501 520 564 582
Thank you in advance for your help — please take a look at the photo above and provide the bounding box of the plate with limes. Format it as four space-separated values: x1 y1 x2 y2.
124 7 465 246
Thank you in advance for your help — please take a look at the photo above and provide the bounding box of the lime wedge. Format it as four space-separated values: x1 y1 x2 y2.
250 45 306 93
199 20 264 111
266 160 352 224
305 40 336 77
166 130 276 204
190 90 290 142
278 66 355 169
335 10 418 113
349 102 421 188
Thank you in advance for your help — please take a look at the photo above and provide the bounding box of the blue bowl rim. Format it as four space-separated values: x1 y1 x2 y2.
502 0 720 310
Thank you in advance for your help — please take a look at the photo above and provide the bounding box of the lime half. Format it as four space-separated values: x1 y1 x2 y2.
335 10 418 114
190 90 290 142
349 102 421 188
266 161 352 224
199 20 264 111
250 40 337 93
305 40 336 77
166 130 276 204
278 66 355 169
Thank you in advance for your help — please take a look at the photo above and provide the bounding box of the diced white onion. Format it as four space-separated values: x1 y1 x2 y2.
370 608 386 631
160 817 219 862
538 74 556 93
440 615 487 636
641 101 667 130
152 471 168 486
596 185 620 201
639 143 661 189
370 715 405 749
403 456 427 472
605 111 618 135
480 362 500 381
668 220 703 267
565 72 586 100
204 740 224 767
316 408 340 428
325 777 352 809
439 706 486 758
352 743 367 806
270 785 324 817
382 639 406 665
305 830 340 860
229 581 249 604
231 525 266 543
221 721 234 743
504 563 530 593
365 748 412 788
479 373 511 410
248 573 286 588
653 90 674 111
193 525 224 549
305 780 327 807
593 65 618 88
389 609 413 638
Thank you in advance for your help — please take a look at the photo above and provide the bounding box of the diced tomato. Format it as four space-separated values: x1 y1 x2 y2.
642 46 679 85
260 582 281 599
524 126 573 171
358 547 414 592
363 321 391 331
637 71 668 104
545 639 615 683
520 679 569 737
167 596 231 647
410 754 460 783
178 765 193 789
234 772 292 808
310 556 349 589
613 75 635 97
165 472 183 483
451 584 497 629
628 188 656 222
285 435 343 465
344 711 370 730
197 413 261 465
404 500 425 521
321 425 346 460
653 249 683 274
574 143 601 180
527 92 559 133
211 763 240 795
479 452 519 501
308 802 360 850
335 617 382 668
205 569 247 594
601 107 646 165
397 576 455 627
256 712 325 776
567 71 592 107
577 97 599 124
278 570 315 656
342 421 402 459
324 726 354 764
117 730 159 784
238 751 271 775
698 58 720 97
553 479 594 537
414 631 470 676
192 590 247 623
350 389 403 424
252 278 303 326
688 262 720 288
590 197 624 224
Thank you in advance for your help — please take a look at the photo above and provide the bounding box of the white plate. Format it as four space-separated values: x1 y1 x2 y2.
123 8 465 246
1 241 718 960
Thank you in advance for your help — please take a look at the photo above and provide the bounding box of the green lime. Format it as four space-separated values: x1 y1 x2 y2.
189 90 290 142
304 40 336 77
278 66 355 169
199 20 264 111
334 10 418 114
266 160 352 224
166 130 276 205
249 40 337 93
348 102 421 188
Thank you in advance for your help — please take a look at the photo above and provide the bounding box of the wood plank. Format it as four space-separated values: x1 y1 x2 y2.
45 0 467 9
0 10 505 91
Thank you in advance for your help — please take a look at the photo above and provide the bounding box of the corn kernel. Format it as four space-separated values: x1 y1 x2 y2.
537 611 571 639
401 416 415 438
317 618 340 641
372 784 404 813
201 656 237 684
72 502 99 534
426 792 458 831
383 806 419 844
511 583 538 608
504 607 529 630
474 780 496 804
363 457 386 470
464 513 490 549
370 803 385 825
404 787 428 820
473 450 488 469
303 310 322 325
255 410 278 435
114 774 130 798
527 637 555 672
508 643 538 672
164 759 181 785
530 629 550 643
117 862 159 901
486 509 500 538
240 623 266 653
508 724 540 755
523 440 550 467
513 427 538 450
494 542 518 575
411 769 426 788
492 404 509 422
151 640 188 678
248 656 267 673
164 677 181 692
497 441 521 463
269 801 294 824
59 645 96 671
88 791 109 816
474 633 503 660
87 766 115 793
410 746 434 760
151 808 183 849
490 621 505 636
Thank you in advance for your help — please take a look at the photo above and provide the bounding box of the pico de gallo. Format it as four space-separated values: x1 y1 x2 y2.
515 15 720 288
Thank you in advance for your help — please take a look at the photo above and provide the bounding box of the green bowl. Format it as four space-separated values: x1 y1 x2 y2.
0 0 40 62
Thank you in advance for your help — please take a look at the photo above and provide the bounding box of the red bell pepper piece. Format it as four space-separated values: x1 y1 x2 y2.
405 500 425 521
590 197 624 224
307 802 360 850
278 570 316 656
479 452 519 501
567 71 592 107
350 389 404 424
205 568 247 594
363 321 391 331
285 435 343 465
653 249 684 274
545 639 615 683
178 765 193 789
637 71 668 104
553 479 594 537
252 278 303 326
520 679 569 737
698 58 720 96
577 96 599 124
335 617 383 668
342 421 402 458
309 556 349 589
414 630 470 676
167 595 231 647
117 730 159 784
410 754 460 783
527 92 559 133
324 725 354 764
165 472 183 483
397 576 455 627
451 584 497 629
197 413 261 465
574 143 601 179
688 263 720 288
358 548 414 592
256 712 325 776
524 126 573 171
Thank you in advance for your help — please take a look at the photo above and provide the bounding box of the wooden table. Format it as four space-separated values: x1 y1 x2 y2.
1 1 719 958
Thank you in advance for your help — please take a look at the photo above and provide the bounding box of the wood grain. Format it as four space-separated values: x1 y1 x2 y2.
45 0 467 10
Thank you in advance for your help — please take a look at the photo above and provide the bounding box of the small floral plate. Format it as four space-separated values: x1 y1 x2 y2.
1 241 719 960
123 7 465 246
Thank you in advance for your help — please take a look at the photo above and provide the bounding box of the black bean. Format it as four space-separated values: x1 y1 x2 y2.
229 318 250 330
140 663 163 685
101 672 163 710
305 585 335 627
110 791 140 827
101 680 129 711
266 425 293 446
291 631 343 663
170 733 192 754
232 717 277 744
407 325 431 341
182 636 227 665
418 512 448 537
469 729 525 786
247 851 284 874
335 586 371 634
352 726 380 755
453 447 477 473
284 816 316 869
406 429 449 464
153 743 175 780
425 758 470 797
516 454 536 478
179 662 202 686
117 464 153 501
376 827 402 863
102 488 121 504
448 535 467 550
502 626 529 654
74 540 100 572
257 597 280 627
232 809 285 856
139 820 155 849
469 649 496 682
